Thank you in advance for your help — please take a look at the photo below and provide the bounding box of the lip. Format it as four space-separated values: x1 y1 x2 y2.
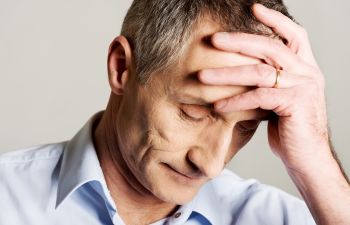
162 163 203 181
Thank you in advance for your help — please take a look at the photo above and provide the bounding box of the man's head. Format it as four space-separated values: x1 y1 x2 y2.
121 0 293 84
104 0 292 205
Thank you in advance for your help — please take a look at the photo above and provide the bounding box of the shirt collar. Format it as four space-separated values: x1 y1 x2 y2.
166 178 224 225
55 111 113 209
191 180 224 225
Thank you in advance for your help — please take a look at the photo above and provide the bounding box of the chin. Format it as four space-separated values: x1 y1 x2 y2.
145 164 206 205
152 182 199 205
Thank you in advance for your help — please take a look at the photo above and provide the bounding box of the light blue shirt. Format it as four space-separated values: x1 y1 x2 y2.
0 113 316 225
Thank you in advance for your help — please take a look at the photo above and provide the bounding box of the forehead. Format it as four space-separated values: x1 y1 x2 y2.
179 17 261 77
155 18 261 103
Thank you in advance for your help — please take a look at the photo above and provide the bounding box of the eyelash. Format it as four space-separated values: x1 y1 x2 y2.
179 108 208 123
179 107 260 137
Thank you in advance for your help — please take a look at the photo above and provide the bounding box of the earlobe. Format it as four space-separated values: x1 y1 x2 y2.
107 36 133 95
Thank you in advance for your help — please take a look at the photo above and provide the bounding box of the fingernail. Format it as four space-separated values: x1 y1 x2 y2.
213 32 229 44
215 99 228 110
199 71 213 83
254 3 268 14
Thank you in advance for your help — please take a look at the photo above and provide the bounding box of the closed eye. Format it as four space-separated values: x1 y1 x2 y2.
180 109 206 122
179 104 212 123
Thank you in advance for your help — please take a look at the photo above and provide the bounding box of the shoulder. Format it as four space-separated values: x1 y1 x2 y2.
0 142 66 207
210 169 299 200
204 169 315 224
0 142 66 185
0 142 65 165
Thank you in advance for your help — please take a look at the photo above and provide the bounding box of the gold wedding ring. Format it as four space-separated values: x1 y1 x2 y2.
273 68 282 89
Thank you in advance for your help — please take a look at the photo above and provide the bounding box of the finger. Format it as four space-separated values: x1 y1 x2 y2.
175 79 252 105
252 4 306 47
211 32 308 74
199 64 310 88
214 88 294 116
252 4 317 65
225 108 272 123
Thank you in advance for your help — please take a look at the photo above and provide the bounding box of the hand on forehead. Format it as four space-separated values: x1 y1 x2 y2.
170 23 262 107
166 32 272 122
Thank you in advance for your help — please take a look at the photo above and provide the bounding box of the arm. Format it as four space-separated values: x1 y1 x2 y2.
287 143 350 225
198 4 350 225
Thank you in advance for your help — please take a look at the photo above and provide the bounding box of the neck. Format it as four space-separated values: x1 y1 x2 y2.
93 100 178 225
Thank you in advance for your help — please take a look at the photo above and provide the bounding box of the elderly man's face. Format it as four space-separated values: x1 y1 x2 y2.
114 19 265 204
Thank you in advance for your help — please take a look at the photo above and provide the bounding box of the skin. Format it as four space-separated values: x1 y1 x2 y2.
94 16 266 225
94 3 350 225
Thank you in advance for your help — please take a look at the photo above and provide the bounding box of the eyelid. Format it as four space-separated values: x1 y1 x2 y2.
180 109 206 122
180 104 211 122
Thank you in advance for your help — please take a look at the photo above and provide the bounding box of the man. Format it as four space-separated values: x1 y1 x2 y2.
0 0 349 224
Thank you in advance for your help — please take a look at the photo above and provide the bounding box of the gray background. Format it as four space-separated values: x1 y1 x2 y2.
0 0 349 197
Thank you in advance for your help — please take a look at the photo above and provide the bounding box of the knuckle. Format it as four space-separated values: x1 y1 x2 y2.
256 64 274 86
267 38 287 55
297 27 309 40
267 37 282 49
314 75 326 89
300 27 308 36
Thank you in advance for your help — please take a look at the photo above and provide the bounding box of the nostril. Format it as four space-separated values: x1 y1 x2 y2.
186 154 200 173
186 147 224 179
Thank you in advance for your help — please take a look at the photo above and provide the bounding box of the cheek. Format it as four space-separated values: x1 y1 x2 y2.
149 106 201 151
148 125 195 157
116 104 187 171
115 101 157 173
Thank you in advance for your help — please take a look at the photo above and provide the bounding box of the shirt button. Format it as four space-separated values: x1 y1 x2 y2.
174 212 181 218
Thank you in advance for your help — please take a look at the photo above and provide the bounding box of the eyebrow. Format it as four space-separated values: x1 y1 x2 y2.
172 93 275 121
182 99 274 121
175 95 214 108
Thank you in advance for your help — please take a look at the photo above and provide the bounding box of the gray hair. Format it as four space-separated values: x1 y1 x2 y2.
121 0 294 84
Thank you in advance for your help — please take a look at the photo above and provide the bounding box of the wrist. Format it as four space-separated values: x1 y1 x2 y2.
285 148 350 206
284 147 350 225
283 144 349 192
285 150 343 183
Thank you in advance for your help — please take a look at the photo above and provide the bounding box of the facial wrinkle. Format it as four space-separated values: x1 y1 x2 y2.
144 128 185 153
107 104 153 197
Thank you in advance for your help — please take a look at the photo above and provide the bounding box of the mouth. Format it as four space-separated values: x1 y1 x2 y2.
161 163 204 184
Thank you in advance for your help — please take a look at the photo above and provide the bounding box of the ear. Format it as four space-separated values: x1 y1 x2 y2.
107 36 133 95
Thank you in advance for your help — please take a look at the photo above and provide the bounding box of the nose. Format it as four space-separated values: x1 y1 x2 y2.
186 127 232 179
